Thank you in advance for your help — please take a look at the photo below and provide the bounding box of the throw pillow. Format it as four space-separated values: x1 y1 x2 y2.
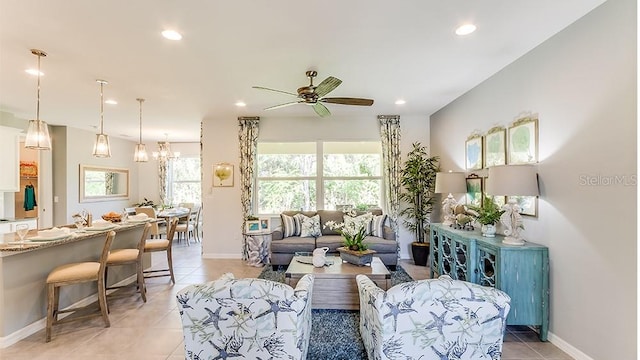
343 213 373 236
281 213 300 238
295 213 321 238
370 214 387 237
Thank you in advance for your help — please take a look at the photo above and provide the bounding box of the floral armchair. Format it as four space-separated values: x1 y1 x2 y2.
176 273 314 360
356 274 511 360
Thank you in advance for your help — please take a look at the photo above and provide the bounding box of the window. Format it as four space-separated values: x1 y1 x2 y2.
256 141 382 214
167 156 201 205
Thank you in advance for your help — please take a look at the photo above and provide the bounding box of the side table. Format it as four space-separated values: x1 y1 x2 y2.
243 231 273 267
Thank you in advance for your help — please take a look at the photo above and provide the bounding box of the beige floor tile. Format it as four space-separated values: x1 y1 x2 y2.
125 328 184 356
502 342 545 359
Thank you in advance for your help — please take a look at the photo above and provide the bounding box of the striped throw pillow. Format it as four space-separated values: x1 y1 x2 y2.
281 213 300 238
370 214 387 237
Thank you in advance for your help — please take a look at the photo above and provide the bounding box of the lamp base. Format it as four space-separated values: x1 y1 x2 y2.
502 236 525 246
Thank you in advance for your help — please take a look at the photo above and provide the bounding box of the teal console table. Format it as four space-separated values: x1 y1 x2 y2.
429 223 549 341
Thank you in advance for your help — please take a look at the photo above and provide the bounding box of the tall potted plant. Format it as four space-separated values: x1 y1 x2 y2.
399 142 439 266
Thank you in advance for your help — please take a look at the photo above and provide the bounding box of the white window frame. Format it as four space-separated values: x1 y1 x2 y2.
167 156 202 205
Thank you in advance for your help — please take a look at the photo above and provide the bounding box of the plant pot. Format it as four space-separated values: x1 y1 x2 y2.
481 224 497 237
411 242 430 266
337 247 376 266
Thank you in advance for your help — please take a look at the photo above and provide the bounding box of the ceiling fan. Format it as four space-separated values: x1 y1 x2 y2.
252 70 374 117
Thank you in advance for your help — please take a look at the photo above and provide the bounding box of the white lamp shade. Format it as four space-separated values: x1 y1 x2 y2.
25 119 51 150
92 133 111 158
487 165 539 196
435 172 467 194
134 143 149 162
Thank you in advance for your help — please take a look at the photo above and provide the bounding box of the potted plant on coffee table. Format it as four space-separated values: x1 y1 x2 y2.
399 142 439 266
324 212 376 266
468 196 505 237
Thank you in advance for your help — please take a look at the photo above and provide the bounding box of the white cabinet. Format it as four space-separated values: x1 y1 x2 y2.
0 219 38 234
0 126 21 192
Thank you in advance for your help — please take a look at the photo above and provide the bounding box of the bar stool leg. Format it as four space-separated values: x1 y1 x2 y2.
97 277 110 328
167 247 175 284
45 283 56 342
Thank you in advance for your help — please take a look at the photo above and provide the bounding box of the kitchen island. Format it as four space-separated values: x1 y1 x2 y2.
0 221 149 347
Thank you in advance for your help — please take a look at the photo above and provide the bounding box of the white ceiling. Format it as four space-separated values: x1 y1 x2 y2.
0 0 605 142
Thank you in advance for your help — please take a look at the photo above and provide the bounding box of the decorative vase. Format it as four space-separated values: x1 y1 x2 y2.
337 247 376 266
481 224 497 237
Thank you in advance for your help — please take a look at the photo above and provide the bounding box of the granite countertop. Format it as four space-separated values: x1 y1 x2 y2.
0 221 148 255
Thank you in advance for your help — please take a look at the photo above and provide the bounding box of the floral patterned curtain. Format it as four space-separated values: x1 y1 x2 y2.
238 117 260 258
378 115 401 242
158 149 168 206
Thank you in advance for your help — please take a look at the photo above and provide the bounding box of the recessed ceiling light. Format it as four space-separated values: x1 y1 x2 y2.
235 101 246 107
162 30 182 41
105 99 118 105
395 99 406 105
456 24 476 36
25 69 44 76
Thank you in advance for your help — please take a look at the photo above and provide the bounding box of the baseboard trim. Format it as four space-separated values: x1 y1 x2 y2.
547 331 594 360
202 253 242 259
0 274 137 348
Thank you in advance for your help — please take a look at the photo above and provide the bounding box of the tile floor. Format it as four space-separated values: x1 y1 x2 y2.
0 241 572 359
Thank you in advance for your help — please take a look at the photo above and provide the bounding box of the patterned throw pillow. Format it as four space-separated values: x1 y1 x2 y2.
370 214 387 237
281 213 300 238
295 214 321 238
343 213 373 236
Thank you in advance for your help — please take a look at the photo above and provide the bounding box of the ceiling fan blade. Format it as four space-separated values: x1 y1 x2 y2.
321 97 374 106
314 76 342 97
264 101 301 110
312 103 331 117
252 86 298 97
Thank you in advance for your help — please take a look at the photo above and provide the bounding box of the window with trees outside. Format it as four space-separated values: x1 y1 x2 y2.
256 141 382 215
167 156 201 206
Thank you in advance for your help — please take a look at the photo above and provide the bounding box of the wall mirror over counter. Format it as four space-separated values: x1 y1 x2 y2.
80 164 129 202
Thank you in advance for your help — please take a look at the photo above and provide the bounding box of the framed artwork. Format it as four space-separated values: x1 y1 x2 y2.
465 134 483 170
508 195 538 217
484 126 506 168
245 220 261 233
259 217 271 231
213 163 234 187
482 177 506 208
465 174 482 208
508 117 538 164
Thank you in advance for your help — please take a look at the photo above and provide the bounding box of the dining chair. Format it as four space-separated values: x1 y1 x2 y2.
105 222 152 304
135 207 164 239
175 209 197 246
45 231 116 342
143 217 178 283
176 202 194 223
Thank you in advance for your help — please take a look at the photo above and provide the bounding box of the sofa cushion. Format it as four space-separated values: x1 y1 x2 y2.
363 236 398 253
271 237 316 253
370 214 387 237
317 210 344 235
344 213 373 236
281 213 300 238
315 235 345 252
295 214 321 238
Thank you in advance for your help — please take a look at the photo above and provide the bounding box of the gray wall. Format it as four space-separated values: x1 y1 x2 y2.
430 0 636 359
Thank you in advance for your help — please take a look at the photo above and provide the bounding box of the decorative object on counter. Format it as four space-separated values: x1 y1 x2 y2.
102 211 122 223
468 195 505 237
465 132 483 170
15 223 29 242
25 49 52 150
487 164 539 245
452 204 475 231
324 210 373 252
336 247 376 266
92 79 112 158
134 198 156 208
72 209 91 227
312 247 329 267
213 163 234 187
133 98 149 162
434 171 466 226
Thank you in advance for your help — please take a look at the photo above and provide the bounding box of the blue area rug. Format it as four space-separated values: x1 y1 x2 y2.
258 265 414 360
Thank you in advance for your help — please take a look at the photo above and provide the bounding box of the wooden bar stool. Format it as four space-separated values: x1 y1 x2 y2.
105 223 152 304
143 217 178 284
45 231 115 342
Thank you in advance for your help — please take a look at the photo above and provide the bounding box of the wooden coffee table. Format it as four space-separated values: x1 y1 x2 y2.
285 256 390 310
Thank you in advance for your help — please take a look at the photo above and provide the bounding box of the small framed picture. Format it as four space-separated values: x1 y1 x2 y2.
259 218 271 231
213 163 234 187
484 126 506 168
465 174 483 208
508 117 538 164
245 220 261 233
508 195 538 217
465 134 483 170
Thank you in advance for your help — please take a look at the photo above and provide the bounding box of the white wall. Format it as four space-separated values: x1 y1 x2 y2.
430 1 636 359
201 114 429 259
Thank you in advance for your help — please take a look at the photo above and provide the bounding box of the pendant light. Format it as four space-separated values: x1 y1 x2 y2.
133 98 149 162
25 49 52 150
92 79 111 157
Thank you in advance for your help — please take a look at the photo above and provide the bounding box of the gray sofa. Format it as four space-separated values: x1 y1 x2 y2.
270 209 398 270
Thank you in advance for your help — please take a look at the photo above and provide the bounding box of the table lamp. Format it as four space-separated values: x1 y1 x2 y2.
486 164 539 245
434 171 467 226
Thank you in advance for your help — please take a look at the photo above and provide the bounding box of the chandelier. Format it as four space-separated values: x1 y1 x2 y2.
152 134 180 160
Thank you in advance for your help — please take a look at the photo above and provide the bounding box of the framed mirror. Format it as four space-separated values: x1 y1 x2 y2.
80 164 130 202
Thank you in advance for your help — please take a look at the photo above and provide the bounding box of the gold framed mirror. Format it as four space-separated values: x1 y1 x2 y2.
80 164 129 202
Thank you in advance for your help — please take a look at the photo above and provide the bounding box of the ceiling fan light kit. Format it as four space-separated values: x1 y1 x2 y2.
253 70 374 117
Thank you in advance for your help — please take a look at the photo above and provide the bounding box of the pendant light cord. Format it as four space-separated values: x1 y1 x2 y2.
138 98 144 143
36 54 41 121
99 82 104 134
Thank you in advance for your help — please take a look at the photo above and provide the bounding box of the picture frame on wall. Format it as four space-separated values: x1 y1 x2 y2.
465 134 483 170
213 163 234 187
245 220 261 234
508 117 538 164
508 195 538 217
466 174 483 208
259 217 271 231
484 126 507 168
